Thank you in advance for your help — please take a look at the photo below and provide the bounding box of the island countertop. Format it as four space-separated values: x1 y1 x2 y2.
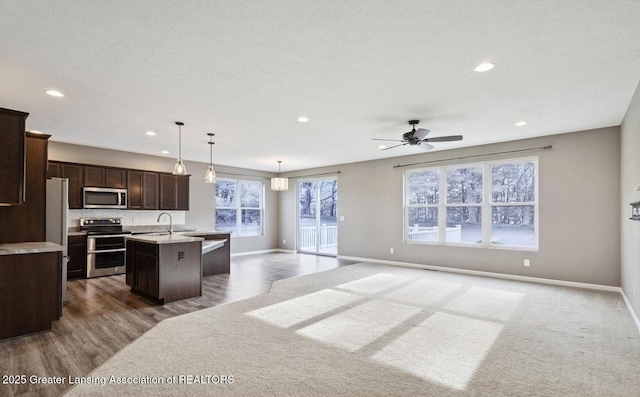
125 235 204 245
0 241 64 256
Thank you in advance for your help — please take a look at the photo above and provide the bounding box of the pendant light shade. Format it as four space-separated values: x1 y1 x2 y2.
173 121 188 175
204 133 216 184
270 160 289 191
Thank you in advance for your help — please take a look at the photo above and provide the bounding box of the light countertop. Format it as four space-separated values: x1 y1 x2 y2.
126 234 204 245
0 241 64 256
202 239 227 254
181 230 231 237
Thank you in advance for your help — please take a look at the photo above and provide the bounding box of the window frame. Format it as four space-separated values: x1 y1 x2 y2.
404 156 539 251
215 178 265 238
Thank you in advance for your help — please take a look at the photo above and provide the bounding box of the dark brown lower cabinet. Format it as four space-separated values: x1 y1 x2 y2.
0 251 62 340
67 235 87 279
126 240 201 304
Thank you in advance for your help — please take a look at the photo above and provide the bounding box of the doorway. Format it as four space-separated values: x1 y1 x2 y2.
297 178 338 256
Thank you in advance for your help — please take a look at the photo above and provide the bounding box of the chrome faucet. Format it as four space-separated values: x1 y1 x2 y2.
157 212 173 235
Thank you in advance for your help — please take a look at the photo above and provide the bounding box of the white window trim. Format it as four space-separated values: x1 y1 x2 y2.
215 178 265 238
404 156 539 251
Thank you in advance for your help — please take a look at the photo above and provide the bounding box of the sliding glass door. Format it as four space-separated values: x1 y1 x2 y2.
298 178 338 256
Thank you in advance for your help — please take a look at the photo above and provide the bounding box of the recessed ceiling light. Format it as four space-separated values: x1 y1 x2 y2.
145 131 156 136
161 150 169 154
473 62 495 72
30 130 44 134
297 116 309 123
515 121 528 127
45 89 64 97
378 145 387 150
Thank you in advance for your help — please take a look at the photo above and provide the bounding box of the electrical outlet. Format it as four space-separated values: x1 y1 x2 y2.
282 239 286 245
340 216 345 221
390 248 394 254
131 216 136 223
524 259 530 267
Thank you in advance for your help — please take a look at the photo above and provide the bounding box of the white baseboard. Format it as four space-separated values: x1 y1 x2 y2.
337 255 622 293
621 290 640 333
231 248 295 257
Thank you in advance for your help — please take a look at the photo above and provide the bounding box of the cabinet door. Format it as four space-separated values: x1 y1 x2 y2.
47 161 61 179
105 168 127 189
127 170 143 209
143 172 159 210
61 164 84 209
67 236 87 279
159 174 176 210
0 108 28 205
135 252 159 296
84 166 105 187
176 176 190 210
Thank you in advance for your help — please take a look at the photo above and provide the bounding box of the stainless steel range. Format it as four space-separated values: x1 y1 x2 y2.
80 218 131 278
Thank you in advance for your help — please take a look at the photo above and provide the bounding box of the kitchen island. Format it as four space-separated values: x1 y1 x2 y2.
125 235 203 304
181 231 231 276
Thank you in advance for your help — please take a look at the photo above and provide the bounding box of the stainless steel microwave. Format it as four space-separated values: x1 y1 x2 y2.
83 187 127 209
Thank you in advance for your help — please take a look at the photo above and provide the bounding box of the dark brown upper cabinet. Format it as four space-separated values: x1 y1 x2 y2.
84 166 126 189
0 132 50 243
128 170 159 210
160 174 190 210
84 166 105 187
0 108 29 205
105 168 127 189
61 163 84 209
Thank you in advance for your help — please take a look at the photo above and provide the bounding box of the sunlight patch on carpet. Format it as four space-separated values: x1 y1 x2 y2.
245 289 363 328
382 279 461 306
335 273 411 294
296 299 421 352
372 312 503 390
444 287 525 322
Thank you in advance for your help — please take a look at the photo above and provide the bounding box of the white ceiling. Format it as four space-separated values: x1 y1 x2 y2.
1 1 639 172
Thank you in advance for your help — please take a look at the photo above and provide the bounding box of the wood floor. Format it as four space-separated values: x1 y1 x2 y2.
0 252 355 397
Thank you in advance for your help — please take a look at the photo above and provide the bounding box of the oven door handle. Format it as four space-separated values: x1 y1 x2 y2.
88 248 126 254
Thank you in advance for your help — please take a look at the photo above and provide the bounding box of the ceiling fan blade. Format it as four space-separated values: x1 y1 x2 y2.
424 135 463 142
413 128 430 141
419 143 435 151
371 138 405 142
380 142 408 151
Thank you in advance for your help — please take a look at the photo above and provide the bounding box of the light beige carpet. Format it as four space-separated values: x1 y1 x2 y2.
64 262 640 396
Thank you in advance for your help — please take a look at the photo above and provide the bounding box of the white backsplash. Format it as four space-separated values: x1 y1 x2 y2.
68 209 186 228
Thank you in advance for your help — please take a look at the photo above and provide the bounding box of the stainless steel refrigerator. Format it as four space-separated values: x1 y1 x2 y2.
46 178 69 305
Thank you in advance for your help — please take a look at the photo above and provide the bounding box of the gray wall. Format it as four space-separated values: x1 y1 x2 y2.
280 127 621 286
621 81 640 319
49 142 278 254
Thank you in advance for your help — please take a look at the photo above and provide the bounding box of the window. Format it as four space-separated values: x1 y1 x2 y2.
404 157 538 250
215 179 263 237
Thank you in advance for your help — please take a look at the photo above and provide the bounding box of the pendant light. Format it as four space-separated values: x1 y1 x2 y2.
270 160 289 191
173 121 187 175
204 133 216 184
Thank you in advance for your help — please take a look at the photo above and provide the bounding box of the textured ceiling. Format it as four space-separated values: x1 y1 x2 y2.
1 1 639 172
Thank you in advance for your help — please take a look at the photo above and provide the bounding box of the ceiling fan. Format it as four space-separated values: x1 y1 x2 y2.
372 120 463 151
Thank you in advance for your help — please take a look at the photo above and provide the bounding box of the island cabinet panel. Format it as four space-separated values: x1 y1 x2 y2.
201 233 231 276
0 108 28 205
61 163 84 209
0 133 50 244
0 251 61 340
67 235 87 279
126 239 201 304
